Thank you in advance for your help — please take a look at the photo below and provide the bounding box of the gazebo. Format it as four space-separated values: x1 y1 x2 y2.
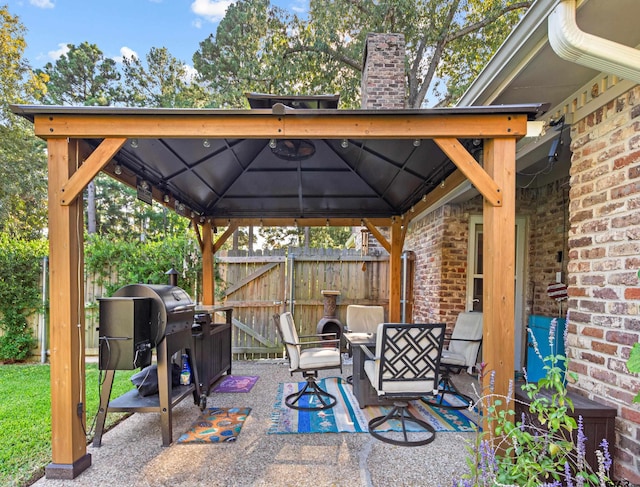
12 99 545 478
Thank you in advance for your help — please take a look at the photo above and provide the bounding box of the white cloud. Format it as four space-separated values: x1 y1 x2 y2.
182 65 198 83
30 0 55 8
48 43 69 61
114 46 138 63
190 0 233 23
192 18 203 29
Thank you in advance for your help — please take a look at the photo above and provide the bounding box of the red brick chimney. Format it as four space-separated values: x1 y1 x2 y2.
361 33 406 109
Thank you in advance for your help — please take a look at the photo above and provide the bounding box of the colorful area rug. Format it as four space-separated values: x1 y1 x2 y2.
177 407 251 443
212 375 259 393
268 377 477 434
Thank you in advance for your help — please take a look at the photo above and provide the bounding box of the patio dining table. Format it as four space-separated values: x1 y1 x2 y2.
344 332 393 408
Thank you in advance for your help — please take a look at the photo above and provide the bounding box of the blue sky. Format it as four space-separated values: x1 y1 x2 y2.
9 0 306 69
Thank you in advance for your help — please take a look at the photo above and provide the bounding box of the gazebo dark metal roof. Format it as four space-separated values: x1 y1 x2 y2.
13 101 547 225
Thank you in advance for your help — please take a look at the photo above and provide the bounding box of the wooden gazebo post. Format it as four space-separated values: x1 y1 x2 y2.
45 138 91 478
482 138 516 408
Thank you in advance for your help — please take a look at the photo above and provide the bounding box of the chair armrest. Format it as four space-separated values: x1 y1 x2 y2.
282 337 340 348
360 345 377 360
299 333 338 340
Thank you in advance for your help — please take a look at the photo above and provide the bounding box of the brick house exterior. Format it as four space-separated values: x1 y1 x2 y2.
566 86 640 482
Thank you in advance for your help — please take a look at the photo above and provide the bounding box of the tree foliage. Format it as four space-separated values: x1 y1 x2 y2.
193 0 294 107
37 41 121 106
122 47 208 107
195 0 531 108
0 5 48 239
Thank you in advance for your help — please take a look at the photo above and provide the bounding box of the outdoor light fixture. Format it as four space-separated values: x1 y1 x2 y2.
163 193 170 203
114 164 122 175
130 139 138 148
440 180 446 189
203 139 211 148
270 139 316 161
326 219 330 227
413 139 421 147
341 139 349 149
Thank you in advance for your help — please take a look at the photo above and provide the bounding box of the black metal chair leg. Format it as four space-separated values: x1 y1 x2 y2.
422 374 473 410
285 374 337 411
368 401 437 447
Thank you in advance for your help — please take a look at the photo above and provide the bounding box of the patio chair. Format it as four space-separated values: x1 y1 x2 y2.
363 322 446 446
273 312 342 411
423 312 483 410
344 305 384 383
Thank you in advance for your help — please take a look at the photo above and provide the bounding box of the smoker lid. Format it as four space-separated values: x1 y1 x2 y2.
113 284 195 346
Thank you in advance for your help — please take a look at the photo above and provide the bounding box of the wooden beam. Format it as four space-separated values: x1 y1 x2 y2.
60 138 126 205
191 220 204 252
45 139 91 479
209 217 391 228
363 219 391 253
433 137 502 207
388 218 404 322
201 221 215 306
482 137 516 426
213 222 239 254
33 112 529 139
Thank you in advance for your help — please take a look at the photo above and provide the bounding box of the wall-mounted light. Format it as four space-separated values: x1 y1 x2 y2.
269 139 277 149
413 139 421 147
130 139 138 148
114 164 122 175
326 219 330 227
203 139 211 148
440 180 446 189
163 193 170 203
341 139 349 149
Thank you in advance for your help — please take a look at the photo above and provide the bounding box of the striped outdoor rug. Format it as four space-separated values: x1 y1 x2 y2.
268 376 478 434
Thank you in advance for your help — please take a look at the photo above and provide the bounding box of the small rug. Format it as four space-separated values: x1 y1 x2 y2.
268 377 477 434
177 407 251 443
212 375 259 393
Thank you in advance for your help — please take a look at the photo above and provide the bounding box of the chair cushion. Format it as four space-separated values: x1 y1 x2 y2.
441 349 467 367
299 347 341 369
449 312 483 367
346 305 384 334
364 358 436 395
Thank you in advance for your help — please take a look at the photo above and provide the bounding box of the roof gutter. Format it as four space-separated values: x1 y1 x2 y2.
548 0 640 84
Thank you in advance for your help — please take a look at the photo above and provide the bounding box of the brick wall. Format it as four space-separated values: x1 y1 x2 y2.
567 85 640 483
361 33 406 109
406 181 570 332
528 179 570 317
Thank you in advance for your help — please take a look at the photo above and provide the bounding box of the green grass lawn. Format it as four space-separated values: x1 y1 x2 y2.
0 363 136 487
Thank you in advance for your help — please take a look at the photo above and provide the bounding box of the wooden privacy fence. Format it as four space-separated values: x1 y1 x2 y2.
218 248 390 359
37 248 391 358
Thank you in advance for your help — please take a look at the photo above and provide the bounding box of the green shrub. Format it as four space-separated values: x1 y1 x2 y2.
0 235 47 362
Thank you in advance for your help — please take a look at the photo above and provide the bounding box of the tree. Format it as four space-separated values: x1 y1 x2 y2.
37 41 121 106
37 42 123 234
193 0 295 107
195 0 532 108
122 47 208 108
0 6 48 239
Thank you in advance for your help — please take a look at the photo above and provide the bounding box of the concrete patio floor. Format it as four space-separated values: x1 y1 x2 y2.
32 360 477 487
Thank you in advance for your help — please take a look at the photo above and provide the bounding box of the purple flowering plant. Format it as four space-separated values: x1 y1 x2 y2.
451 318 613 486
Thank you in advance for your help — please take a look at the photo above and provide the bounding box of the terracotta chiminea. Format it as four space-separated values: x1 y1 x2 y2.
316 290 344 349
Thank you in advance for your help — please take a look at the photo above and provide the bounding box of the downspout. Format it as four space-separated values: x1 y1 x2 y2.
548 0 640 84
